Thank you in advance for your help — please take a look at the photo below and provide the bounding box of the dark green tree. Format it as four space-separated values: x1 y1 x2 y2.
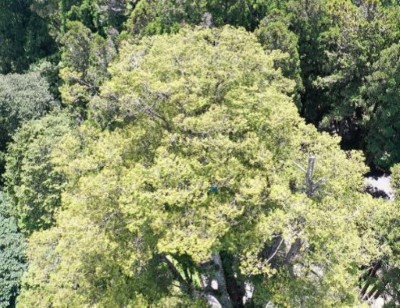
362 43 400 168
0 193 26 308
313 1 400 147
255 8 303 107
0 0 55 74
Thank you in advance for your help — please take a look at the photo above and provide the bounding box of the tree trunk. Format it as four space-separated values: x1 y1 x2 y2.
220 252 246 307
200 253 233 308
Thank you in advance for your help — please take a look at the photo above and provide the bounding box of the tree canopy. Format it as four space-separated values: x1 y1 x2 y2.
1 0 400 307
18 26 396 307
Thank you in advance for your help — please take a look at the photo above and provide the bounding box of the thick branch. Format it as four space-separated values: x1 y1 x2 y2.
305 154 316 197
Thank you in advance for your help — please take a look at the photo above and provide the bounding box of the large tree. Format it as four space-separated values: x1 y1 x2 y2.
18 27 394 307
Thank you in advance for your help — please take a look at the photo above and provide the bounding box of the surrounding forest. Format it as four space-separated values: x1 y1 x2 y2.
2 0 400 307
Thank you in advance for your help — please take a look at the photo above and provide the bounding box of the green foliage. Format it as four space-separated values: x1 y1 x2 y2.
363 165 400 305
4 112 72 234
29 59 62 98
0 72 57 155
313 0 400 135
19 27 395 306
31 0 131 37
59 21 117 111
2 1 400 306
0 193 26 308
362 43 400 168
31 0 126 114
240 0 400 168
0 0 55 74
255 9 303 106
125 0 278 37
391 164 400 192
